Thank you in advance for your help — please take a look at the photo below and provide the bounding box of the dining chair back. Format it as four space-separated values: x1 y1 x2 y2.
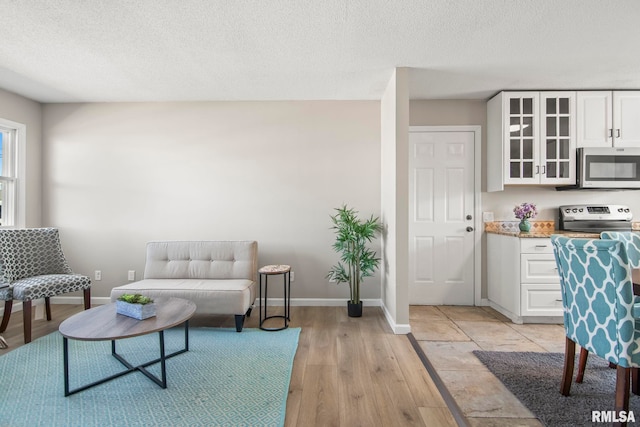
600 231 640 268
552 236 640 423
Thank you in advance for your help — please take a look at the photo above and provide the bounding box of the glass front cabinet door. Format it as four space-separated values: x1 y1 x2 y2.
501 91 576 186
504 93 539 184
539 92 576 185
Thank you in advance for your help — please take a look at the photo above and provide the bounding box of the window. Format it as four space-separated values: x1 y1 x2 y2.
0 118 25 228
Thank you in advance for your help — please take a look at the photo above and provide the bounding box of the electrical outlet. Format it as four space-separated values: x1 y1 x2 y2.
94 270 101 281
483 211 494 222
290 271 295 282
128 270 136 281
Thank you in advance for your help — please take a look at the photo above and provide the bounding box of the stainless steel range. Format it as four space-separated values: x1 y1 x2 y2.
558 204 633 233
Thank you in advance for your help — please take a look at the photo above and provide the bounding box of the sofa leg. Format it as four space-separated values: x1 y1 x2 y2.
246 307 252 317
235 315 245 332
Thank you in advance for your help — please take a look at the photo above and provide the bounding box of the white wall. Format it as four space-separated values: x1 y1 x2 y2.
0 88 42 227
41 101 381 301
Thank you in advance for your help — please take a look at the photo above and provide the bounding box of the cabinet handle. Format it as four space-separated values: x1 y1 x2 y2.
609 128 614 138
536 165 540 175
541 165 546 175
535 245 548 248
616 129 621 138
555 299 563 302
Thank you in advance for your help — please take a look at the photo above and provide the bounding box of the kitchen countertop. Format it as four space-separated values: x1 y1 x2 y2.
485 229 600 238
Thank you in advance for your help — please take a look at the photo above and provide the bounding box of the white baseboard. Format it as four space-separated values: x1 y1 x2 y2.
381 304 411 335
46 296 384 307
476 298 490 307
4 296 411 335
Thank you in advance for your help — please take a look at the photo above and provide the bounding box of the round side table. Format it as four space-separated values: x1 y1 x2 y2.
258 264 291 331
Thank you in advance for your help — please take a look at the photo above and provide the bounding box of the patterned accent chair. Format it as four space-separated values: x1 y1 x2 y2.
0 285 10 348
551 236 640 419
0 228 91 344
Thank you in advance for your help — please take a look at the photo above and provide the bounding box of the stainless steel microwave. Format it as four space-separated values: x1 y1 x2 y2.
577 147 640 188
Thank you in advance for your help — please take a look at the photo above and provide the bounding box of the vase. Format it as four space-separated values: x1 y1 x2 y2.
347 301 363 317
519 219 531 232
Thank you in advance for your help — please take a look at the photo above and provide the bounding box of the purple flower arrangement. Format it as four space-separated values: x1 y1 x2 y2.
513 202 538 220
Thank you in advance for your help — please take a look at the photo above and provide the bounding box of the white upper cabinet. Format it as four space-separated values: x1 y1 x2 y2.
577 91 640 147
487 91 576 191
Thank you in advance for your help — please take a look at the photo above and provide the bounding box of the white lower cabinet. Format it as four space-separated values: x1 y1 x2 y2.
487 234 563 323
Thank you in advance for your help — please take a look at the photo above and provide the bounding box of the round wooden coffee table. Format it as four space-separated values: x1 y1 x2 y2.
59 297 196 396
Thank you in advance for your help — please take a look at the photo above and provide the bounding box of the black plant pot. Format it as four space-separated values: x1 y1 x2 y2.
347 301 363 317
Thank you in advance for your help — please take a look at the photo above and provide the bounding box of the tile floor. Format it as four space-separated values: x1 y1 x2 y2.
410 305 567 427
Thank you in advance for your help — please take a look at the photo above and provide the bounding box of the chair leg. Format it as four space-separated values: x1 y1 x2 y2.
561 336 575 396
0 300 13 332
576 347 589 383
615 366 631 427
22 300 32 344
45 297 52 321
83 288 91 310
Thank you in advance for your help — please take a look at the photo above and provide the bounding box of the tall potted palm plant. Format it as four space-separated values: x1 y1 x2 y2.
326 205 382 317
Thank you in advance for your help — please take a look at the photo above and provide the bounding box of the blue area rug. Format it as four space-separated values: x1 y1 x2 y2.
0 327 300 427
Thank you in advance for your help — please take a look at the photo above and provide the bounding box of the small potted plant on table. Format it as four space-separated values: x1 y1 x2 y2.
326 205 382 317
116 293 156 320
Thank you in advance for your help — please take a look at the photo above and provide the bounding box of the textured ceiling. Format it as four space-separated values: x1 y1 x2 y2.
1 0 640 103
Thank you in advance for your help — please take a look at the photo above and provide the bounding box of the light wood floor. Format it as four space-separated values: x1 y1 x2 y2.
0 304 459 427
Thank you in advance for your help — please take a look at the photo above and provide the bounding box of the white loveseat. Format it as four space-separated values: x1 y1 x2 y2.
110 240 258 331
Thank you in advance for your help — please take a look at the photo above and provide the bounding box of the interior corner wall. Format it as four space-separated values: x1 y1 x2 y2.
381 68 410 331
381 72 398 321
41 101 381 301
0 88 42 227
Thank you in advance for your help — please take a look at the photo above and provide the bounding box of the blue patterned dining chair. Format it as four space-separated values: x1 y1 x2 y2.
600 231 640 268
552 236 640 421
0 228 91 344
572 231 640 383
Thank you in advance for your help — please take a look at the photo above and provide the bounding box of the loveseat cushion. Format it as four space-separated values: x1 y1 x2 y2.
110 279 256 315
144 241 257 282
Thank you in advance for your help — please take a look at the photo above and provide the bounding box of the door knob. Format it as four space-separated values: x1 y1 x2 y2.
466 226 474 232
466 215 472 220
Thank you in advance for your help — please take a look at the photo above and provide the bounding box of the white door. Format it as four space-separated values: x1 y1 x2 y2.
409 130 475 305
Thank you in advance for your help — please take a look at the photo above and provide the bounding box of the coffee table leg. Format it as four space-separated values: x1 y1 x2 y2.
159 330 167 388
63 337 70 397
184 320 189 351
63 321 189 395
